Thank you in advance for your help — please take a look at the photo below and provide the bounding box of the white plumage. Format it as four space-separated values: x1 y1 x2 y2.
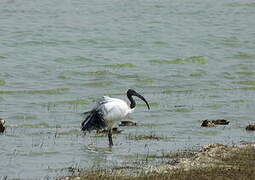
81 89 150 146
100 96 134 127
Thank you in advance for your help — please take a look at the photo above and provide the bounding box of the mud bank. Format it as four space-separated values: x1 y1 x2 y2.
58 142 255 180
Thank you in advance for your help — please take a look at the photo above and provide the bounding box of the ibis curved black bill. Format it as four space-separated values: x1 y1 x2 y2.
127 89 150 110
135 93 150 110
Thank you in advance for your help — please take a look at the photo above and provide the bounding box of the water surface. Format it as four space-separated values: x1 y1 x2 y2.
1 0 255 179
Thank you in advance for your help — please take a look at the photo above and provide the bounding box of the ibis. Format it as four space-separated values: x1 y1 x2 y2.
81 89 150 146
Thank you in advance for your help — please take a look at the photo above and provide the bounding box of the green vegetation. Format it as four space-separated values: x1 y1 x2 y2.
149 56 207 65
105 63 135 68
0 80 5 86
0 88 69 95
233 81 255 86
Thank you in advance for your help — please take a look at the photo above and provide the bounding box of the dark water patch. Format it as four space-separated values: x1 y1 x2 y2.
149 56 207 65
104 63 135 68
0 88 69 95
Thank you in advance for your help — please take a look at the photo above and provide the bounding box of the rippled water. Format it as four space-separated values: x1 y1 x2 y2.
1 0 255 179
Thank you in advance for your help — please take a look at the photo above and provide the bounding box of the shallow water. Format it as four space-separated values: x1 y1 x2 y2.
0 0 255 179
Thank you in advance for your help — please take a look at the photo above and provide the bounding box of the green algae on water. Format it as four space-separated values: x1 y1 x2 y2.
0 88 69 95
10 115 38 120
162 89 193 94
233 81 255 86
87 70 115 76
105 63 135 68
83 81 113 87
237 71 255 76
0 80 5 86
36 99 89 106
54 56 94 63
232 52 255 59
149 56 207 65
56 129 81 136
174 108 191 113
16 122 50 128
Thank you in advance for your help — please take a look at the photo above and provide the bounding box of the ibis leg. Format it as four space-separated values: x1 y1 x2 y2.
108 129 113 146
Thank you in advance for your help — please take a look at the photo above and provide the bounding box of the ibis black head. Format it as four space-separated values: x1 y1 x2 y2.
127 89 150 110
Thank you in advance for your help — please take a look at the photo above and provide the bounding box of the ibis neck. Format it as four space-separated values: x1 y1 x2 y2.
127 94 136 109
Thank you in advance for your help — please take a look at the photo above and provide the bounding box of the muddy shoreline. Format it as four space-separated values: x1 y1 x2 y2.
58 142 255 180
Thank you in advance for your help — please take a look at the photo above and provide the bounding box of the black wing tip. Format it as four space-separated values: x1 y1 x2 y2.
81 110 107 132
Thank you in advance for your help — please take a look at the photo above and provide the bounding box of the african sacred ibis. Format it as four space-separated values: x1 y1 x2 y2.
81 89 150 146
